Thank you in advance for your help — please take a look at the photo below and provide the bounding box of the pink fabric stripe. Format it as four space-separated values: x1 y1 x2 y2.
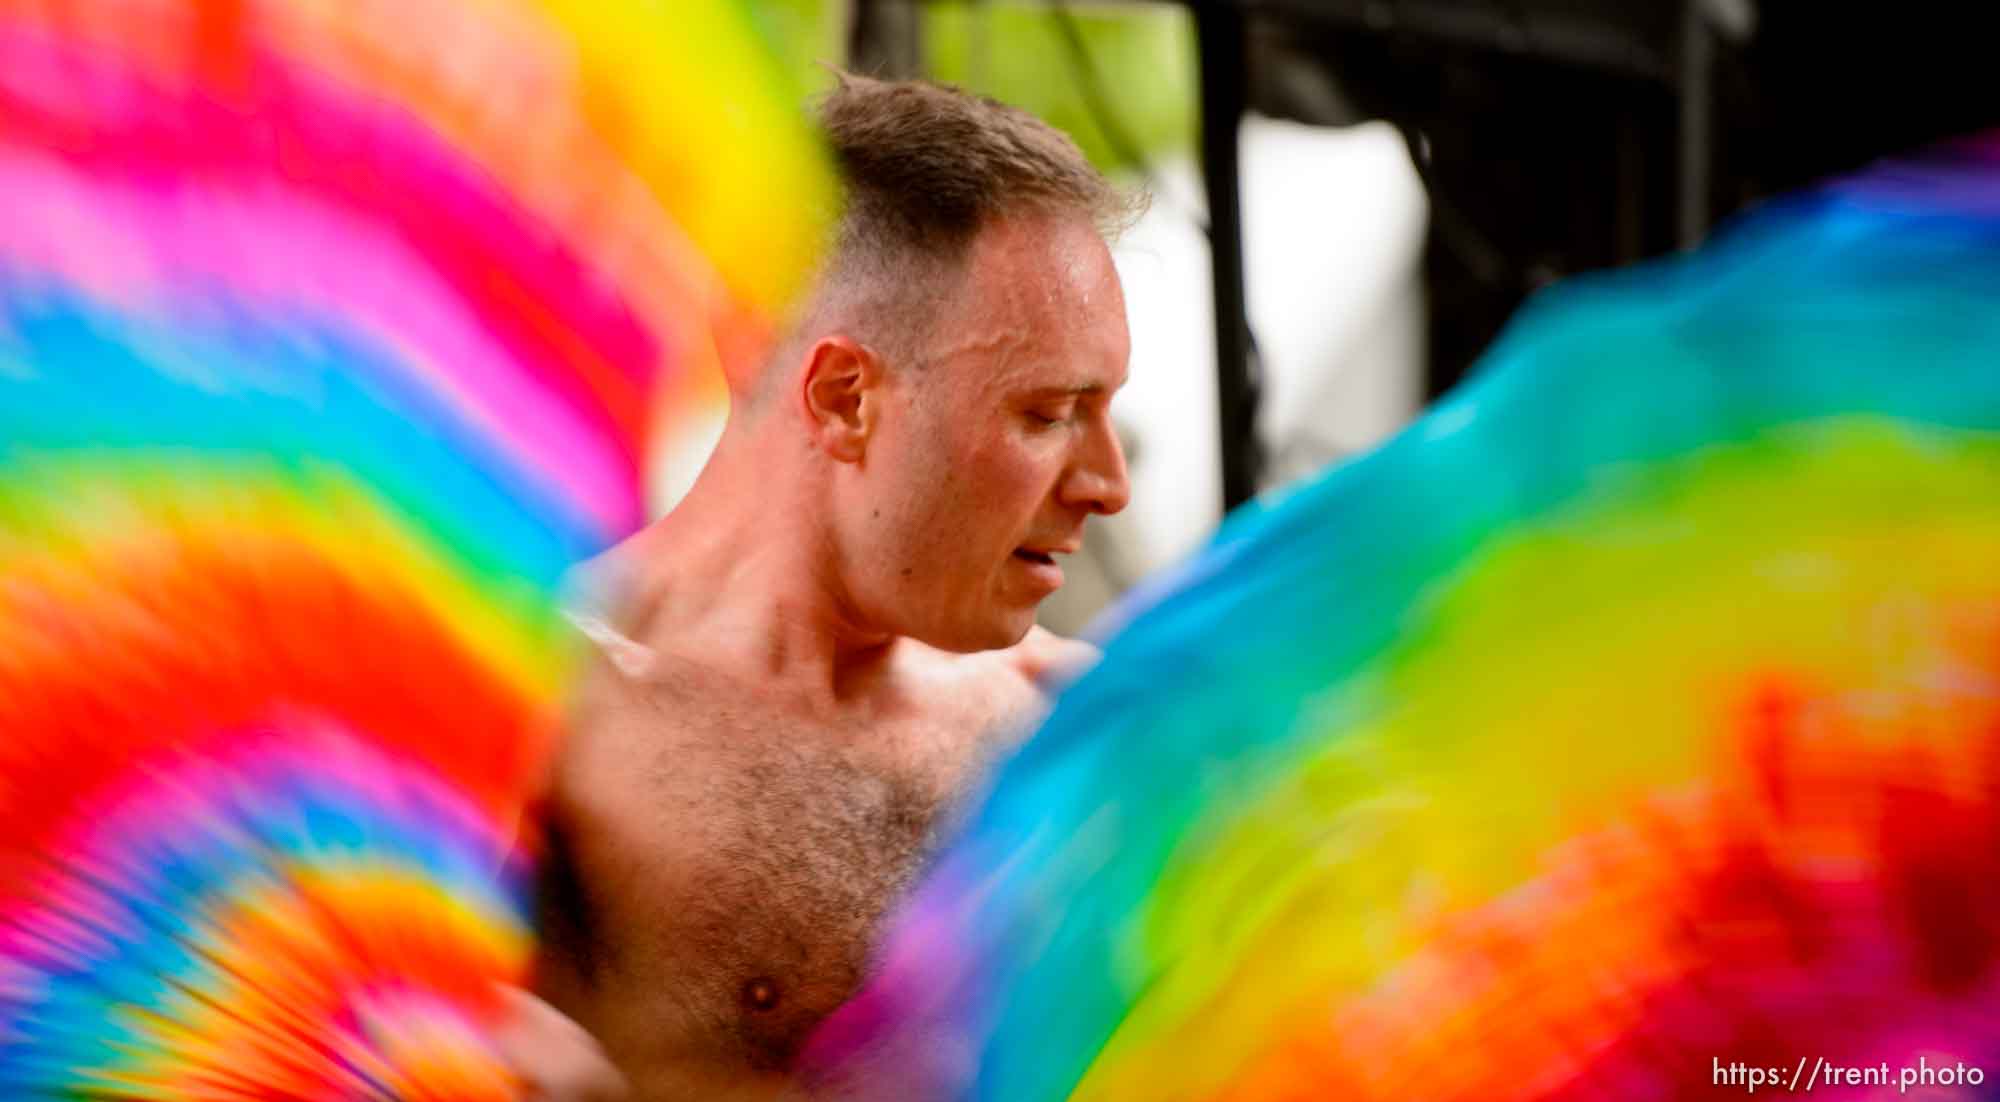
0 145 635 533
0 23 677 531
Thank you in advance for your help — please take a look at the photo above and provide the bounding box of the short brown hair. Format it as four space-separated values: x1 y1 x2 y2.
783 74 1135 375
820 72 1132 258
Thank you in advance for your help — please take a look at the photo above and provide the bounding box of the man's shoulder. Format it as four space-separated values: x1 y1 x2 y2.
898 627 1100 743
1001 625 1102 692
557 538 685 682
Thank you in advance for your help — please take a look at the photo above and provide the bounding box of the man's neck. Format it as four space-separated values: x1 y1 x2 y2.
590 420 903 704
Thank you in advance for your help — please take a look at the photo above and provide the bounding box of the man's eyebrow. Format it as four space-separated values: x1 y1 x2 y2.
1025 383 1113 398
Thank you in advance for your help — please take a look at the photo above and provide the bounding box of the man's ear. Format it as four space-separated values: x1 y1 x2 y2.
798 334 883 462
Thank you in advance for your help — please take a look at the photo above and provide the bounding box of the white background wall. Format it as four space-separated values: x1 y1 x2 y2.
1038 116 1430 633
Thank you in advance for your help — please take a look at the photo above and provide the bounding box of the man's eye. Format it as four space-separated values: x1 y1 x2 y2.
1027 410 1070 427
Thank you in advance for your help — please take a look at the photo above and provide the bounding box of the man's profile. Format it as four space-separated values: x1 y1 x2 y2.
527 74 1136 1099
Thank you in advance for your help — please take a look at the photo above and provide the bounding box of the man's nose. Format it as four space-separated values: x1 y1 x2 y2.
1062 414 1131 516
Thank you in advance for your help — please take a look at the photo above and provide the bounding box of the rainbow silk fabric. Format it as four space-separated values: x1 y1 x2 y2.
805 140 2000 1100
0 1 827 1095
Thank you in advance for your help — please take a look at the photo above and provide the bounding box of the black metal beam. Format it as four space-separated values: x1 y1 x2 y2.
1676 0 1713 247
848 0 924 78
1193 3 1261 512
1233 0 1682 83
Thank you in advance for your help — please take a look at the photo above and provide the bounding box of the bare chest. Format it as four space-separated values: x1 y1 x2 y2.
654 722 946 1068
538 667 1025 1090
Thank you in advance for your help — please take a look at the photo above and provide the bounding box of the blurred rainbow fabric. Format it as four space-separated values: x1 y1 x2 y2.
806 139 2000 1100
0 0 826 1095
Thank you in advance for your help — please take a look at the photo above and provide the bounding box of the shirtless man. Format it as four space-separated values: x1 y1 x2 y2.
526 75 1134 1100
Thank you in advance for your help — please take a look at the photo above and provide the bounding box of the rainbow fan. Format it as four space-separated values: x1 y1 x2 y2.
804 139 2000 1101
0 0 827 1094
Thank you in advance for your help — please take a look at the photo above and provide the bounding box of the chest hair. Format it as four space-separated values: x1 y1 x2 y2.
545 667 995 1076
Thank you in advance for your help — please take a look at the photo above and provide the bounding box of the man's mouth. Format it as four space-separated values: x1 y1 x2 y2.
1011 544 1074 592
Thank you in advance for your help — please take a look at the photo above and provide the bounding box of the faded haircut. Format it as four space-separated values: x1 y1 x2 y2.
759 73 1138 394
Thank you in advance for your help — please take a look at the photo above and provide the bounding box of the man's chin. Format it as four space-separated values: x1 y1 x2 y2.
914 609 1038 655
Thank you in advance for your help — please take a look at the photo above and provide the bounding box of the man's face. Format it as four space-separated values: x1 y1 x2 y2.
846 210 1131 652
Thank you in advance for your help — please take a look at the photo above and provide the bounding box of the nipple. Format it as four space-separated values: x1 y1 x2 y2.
740 976 781 1013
